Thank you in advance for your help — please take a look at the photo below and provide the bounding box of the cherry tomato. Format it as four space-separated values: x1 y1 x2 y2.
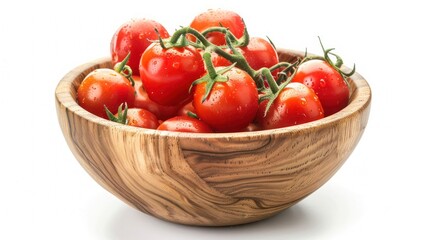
77 69 135 119
292 59 349 116
120 108 159 129
257 82 324 129
212 37 279 73
193 67 259 132
133 76 181 120
157 116 213 133
110 18 170 74
188 9 245 45
139 43 206 106
242 123 261 132
176 101 196 117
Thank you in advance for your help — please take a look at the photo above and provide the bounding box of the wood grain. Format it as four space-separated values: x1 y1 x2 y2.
55 49 371 226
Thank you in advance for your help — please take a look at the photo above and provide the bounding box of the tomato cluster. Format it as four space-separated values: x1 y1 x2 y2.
77 9 355 133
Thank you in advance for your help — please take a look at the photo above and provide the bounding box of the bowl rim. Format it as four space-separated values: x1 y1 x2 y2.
55 49 371 140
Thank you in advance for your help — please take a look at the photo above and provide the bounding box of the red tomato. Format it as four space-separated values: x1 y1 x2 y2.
77 69 135 119
157 116 213 133
120 108 159 129
133 77 181 120
188 9 245 45
193 67 259 132
110 18 170 74
176 101 196 117
292 59 349 116
139 43 206 106
257 82 324 129
242 123 261 132
212 37 279 73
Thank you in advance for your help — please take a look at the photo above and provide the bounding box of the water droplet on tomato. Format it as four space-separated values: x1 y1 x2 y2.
300 98 307 105
138 33 145 40
320 79 326 87
304 78 314 88
172 62 180 69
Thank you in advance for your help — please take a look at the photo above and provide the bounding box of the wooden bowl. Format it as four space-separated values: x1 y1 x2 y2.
55 49 371 226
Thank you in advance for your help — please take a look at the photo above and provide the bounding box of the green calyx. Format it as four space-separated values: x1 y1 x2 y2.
301 37 356 89
113 52 135 86
258 63 300 117
105 103 128 125
191 52 236 103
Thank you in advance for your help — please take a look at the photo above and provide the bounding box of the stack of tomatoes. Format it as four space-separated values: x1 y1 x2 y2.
77 9 353 133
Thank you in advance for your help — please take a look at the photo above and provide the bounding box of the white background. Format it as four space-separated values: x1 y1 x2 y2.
1 0 428 239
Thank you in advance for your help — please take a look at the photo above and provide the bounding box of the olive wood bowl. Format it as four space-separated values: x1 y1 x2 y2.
55 49 371 226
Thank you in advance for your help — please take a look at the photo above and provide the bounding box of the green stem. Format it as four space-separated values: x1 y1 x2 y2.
166 26 282 90
240 24 250 47
201 26 238 42
200 23 250 47
202 52 218 79
169 27 212 47
154 28 167 49
268 62 293 72
270 61 299 83
221 35 263 86
317 36 356 86
261 68 279 93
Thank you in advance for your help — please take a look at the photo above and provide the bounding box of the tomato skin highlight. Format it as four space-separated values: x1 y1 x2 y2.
188 9 245 45
292 60 349 116
157 116 213 133
239 37 279 74
110 18 170 74
139 43 206 106
192 67 259 133
257 82 324 130
77 69 135 119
